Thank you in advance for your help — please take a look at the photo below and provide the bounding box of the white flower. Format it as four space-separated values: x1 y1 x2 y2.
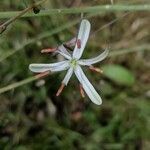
29 19 109 105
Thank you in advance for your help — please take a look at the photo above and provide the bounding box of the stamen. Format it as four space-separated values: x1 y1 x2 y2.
56 83 65 96
77 39 81 49
35 71 50 79
89 66 103 74
41 48 57 53
79 84 85 98
65 37 77 47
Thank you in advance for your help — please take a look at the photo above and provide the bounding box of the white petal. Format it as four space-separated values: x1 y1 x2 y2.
74 65 102 105
73 19 91 59
62 67 73 85
57 45 71 60
29 61 69 73
78 49 109 66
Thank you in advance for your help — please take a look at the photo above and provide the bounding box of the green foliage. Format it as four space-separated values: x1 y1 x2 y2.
102 64 135 86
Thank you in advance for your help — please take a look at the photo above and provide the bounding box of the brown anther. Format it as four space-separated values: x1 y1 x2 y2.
89 66 103 74
77 39 81 49
41 48 56 53
79 84 85 98
56 83 65 96
35 71 50 79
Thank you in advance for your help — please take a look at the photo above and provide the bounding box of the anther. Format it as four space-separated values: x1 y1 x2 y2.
35 71 50 79
89 66 103 74
56 83 65 96
79 84 85 98
77 39 81 49
41 48 57 53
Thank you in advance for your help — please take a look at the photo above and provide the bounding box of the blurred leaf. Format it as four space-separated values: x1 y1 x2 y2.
102 64 135 86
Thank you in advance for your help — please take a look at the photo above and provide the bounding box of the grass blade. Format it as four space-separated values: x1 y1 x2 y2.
0 5 150 19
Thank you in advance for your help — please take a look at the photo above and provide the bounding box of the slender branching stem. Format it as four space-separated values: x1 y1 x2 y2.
0 0 47 34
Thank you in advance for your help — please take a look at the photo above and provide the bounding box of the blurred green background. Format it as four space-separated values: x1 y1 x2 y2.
0 0 150 149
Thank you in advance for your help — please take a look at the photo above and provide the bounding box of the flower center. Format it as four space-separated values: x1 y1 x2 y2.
70 59 78 68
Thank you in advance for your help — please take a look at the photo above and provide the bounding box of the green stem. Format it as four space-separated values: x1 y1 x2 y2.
0 4 150 19
0 76 37 94
0 0 47 34
109 44 150 57
0 72 49 94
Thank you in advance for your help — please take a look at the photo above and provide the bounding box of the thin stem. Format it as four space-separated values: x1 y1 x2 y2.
0 0 47 34
0 71 49 94
109 44 150 57
0 4 150 19
91 12 130 37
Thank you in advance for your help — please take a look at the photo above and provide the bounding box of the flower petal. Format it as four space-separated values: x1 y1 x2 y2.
74 65 102 105
73 19 91 59
29 61 69 73
57 45 71 60
78 49 109 66
62 67 73 85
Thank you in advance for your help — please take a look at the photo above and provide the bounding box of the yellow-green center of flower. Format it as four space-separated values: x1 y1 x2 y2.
70 59 78 68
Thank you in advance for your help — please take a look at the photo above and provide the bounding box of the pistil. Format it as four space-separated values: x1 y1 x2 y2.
70 59 77 68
